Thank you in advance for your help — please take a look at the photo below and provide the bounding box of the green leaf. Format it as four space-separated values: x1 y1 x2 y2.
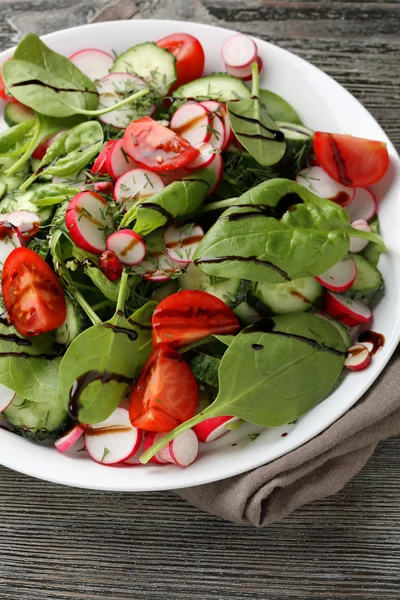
226 63 286 167
193 179 356 283
259 89 303 125
2 34 98 118
59 272 148 424
127 301 158 367
0 119 37 157
72 247 121 303
140 312 346 463
30 182 81 207
22 121 104 189
120 168 216 234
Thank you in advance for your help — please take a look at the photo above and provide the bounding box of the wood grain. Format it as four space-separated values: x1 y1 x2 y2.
0 1 399 598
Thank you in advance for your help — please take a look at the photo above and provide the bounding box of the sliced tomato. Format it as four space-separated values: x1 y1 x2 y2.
129 343 198 432
0 59 17 103
152 290 240 349
313 132 390 188
2 247 67 336
156 33 205 90
123 117 199 172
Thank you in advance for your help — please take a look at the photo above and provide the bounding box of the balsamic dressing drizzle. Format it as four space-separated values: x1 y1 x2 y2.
229 110 285 142
220 193 304 223
194 255 290 281
358 330 385 356
11 79 98 95
136 202 173 224
103 323 138 341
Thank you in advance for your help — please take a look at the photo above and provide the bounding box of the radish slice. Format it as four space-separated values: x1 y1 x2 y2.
170 103 211 146
52 171 87 188
91 140 116 176
225 56 263 80
106 138 137 180
208 113 225 151
316 257 357 292
85 407 142 465
123 436 146 466
106 229 146 266
0 384 15 413
323 291 372 327
2 211 40 240
200 101 233 151
349 219 371 253
345 188 377 222
185 142 217 171
143 432 169 465
221 33 258 68
69 48 114 81
193 416 238 443
133 230 182 281
114 168 165 211
163 223 204 264
97 73 154 129
345 344 371 371
158 167 189 186
91 181 114 195
65 191 114 254
296 166 355 206
207 152 224 195
158 429 199 467
55 425 85 454
0 223 23 268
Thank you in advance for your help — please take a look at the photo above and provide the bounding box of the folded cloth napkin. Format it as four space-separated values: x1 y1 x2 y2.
90 1 400 527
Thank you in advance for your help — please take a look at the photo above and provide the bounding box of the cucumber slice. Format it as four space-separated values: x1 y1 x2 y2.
111 42 176 96
361 216 381 267
249 277 323 315
189 353 220 388
173 73 251 102
179 262 249 308
53 297 90 346
233 301 261 326
348 253 383 300
259 89 303 125
278 122 313 142
4 102 35 127
4 394 68 444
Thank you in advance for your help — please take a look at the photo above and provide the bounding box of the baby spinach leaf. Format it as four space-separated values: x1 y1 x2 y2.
72 247 121 303
30 182 81 207
22 121 104 189
127 301 158 367
0 320 63 403
120 168 216 234
226 63 286 167
0 119 37 157
259 89 303 125
193 179 384 283
188 353 221 388
141 312 346 463
60 272 145 424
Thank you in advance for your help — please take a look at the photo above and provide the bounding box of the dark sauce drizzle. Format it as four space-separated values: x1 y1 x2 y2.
251 343 264 351
127 318 152 331
12 79 98 95
194 255 290 281
358 330 385 356
103 323 138 341
136 202 173 224
229 109 285 143
69 370 136 419
221 193 304 223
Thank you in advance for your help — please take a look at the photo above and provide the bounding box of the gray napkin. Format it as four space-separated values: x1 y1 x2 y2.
90 1 400 526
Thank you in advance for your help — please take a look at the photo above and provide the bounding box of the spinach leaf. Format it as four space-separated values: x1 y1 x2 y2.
30 183 81 207
127 301 158 367
0 321 63 403
22 121 104 189
2 34 150 119
259 89 303 125
120 168 216 234
141 312 346 462
226 63 286 166
193 179 385 283
60 272 146 424
72 247 121 303
188 353 221 387
0 119 37 157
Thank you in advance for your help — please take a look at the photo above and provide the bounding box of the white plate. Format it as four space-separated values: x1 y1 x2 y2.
0 20 399 492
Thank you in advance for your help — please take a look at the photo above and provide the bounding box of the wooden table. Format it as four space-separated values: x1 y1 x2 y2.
0 2 399 598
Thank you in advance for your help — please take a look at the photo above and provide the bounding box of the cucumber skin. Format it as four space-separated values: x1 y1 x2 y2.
4 102 35 127
173 73 251 102
248 277 323 316
347 253 383 300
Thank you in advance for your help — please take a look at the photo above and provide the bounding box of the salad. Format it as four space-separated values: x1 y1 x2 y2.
0 31 389 468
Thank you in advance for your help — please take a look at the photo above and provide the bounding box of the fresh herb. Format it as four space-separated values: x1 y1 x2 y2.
248 433 260 442
100 447 110 462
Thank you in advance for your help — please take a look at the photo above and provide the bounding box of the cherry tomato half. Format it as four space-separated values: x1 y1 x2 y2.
123 117 199 172
129 343 198 432
313 132 390 188
2 247 67 337
0 59 17 103
152 290 240 349
156 33 205 90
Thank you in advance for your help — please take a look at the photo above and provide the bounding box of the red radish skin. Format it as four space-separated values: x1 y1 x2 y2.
2 211 40 240
221 33 258 68
69 48 114 81
65 191 114 255
207 152 223 195
99 250 123 281
91 181 114 195
184 142 216 171
143 431 169 465
91 140 116 176
0 223 23 266
132 230 183 281
349 220 371 253
316 257 357 292
345 344 371 371
345 188 377 222
85 407 142 465
123 436 146 466
163 223 204 264
0 384 15 413
225 56 263 80
208 113 225 151
114 168 165 211
323 291 372 327
106 229 146 266
170 103 211 146
157 167 189 185
296 166 355 206
55 425 85 454
158 429 199 467
193 416 238 443
106 138 137 180
97 73 153 129
200 100 233 151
